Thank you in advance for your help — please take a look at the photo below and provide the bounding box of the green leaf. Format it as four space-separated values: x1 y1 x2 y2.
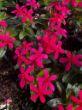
0 48 6 58
66 83 80 99
80 66 82 72
76 0 81 2
19 31 25 40
56 81 63 93
66 83 73 99
6 27 18 37
62 72 72 83
14 40 21 48
0 12 7 20
37 70 44 77
14 64 19 70
47 98 62 108
72 84 80 95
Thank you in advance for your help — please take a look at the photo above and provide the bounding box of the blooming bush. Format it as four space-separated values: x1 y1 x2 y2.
0 0 82 109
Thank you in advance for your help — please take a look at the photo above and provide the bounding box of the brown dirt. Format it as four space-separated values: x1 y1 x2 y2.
0 58 22 110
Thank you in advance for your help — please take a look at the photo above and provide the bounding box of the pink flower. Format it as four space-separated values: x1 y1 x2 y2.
54 25 67 38
15 54 30 66
29 47 48 68
18 65 34 88
71 0 82 8
38 33 57 54
60 51 82 71
63 0 82 8
54 41 64 59
48 14 67 38
30 83 46 103
71 0 78 7
0 20 7 27
15 41 33 66
0 32 16 49
22 8 33 22
37 69 57 95
26 0 40 9
38 34 64 59
49 13 65 29
12 4 24 17
58 104 73 110
77 2 82 8
70 90 82 110
55 2 71 17
12 4 33 22
48 1 70 37
63 0 70 5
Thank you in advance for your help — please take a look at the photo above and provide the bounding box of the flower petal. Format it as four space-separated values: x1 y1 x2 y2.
31 94 38 102
30 84 38 93
44 69 49 78
59 58 68 63
66 104 73 110
70 96 80 104
49 75 57 81
48 83 55 92
58 104 64 110
20 78 25 89
43 84 54 95
54 52 59 59
79 90 82 100
65 63 71 71
40 96 46 103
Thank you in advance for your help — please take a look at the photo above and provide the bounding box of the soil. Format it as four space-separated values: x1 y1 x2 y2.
0 58 22 110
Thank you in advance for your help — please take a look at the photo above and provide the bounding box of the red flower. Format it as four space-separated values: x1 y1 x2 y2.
15 41 33 66
12 4 33 22
22 8 33 22
49 13 66 30
18 65 34 89
12 4 24 17
54 25 67 38
48 1 70 38
77 2 82 8
60 51 82 71
29 47 48 68
37 69 57 95
0 32 16 49
38 33 57 54
0 20 7 27
58 104 73 110
54 41 64 59
70 90 82 110
71 0 82 8
30 83 46 103
63 0 82 8
26 0 40 9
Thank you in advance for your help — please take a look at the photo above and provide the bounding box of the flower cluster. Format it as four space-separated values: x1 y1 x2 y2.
52 90 82 110
0 0 82 109
18 65 34 89
57 104 73 110
15 40 57 103
30 69 57 103
70 90 82 110
63 0 82 8
26 0 40 9
48 1 70 38
13 0 82 104
0 32 16 49
0 20 7 27
37 32 64 60
12 0 40 23
12 4 33 22
60 51 82 71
